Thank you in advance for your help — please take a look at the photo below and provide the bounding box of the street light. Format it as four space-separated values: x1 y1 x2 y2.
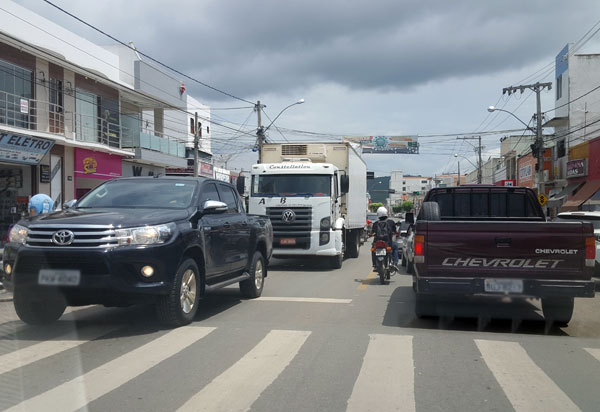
454 153 479 185
256 99 305 163
487 106 535 133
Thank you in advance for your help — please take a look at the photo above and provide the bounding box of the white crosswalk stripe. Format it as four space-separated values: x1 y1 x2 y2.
346 334 415 412
584 347 600 362
176 329 311 412
4 326 215 412
475 339 581 412
0 325 118 375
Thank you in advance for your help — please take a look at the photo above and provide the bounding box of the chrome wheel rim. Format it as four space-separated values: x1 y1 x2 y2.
180 269 197 314
254 260 264 290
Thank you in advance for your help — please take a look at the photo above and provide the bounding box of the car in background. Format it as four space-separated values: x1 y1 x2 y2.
556 211 600 278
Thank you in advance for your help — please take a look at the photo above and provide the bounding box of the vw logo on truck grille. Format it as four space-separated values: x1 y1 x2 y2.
281 209 296 223
52 230 75 245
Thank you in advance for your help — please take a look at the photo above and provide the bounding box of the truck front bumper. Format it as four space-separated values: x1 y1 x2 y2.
417 277 596 298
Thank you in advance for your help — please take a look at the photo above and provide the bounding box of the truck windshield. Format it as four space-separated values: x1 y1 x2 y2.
76 180 197 209
252 174 331 197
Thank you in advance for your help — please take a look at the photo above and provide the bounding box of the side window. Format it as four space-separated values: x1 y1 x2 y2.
432 193 452 217
219 185 238 212
507 193 526 216
199 183 220 206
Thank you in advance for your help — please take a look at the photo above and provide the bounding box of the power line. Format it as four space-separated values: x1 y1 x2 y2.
41 0 255 105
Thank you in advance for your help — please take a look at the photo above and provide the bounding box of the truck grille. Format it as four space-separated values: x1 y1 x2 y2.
25 224 118 248
266 207 312 249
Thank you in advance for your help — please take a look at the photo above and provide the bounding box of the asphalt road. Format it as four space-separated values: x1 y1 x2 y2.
1 243 600 412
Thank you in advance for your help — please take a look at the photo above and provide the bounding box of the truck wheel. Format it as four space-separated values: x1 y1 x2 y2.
415 293 434 319
330 254 343 269
13 288 66 325
347 231 360 259
240 251 265 298
542 297 574 326
156 258 201 327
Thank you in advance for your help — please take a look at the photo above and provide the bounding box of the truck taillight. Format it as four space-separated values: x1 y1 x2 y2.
414 235 425 256
586 237 596 260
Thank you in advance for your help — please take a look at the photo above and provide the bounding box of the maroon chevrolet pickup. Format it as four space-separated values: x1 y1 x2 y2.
408 185 596 325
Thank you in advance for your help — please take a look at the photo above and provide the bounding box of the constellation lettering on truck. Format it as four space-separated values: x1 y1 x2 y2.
441 257 563 269
535 249 578 255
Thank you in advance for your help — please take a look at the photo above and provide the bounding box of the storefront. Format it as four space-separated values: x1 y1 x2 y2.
73 148 122 198
121 160 165 178
561 136 600 211
0 131 55 245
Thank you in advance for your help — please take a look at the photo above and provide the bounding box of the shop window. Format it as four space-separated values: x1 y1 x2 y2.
556 75 563 100
190 118 195 134
0 58 34 129
49 79 64 134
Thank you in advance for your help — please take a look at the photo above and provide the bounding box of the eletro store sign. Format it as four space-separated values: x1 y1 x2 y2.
0 132 54 165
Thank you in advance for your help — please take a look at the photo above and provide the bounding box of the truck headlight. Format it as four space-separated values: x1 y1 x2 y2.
115 223 176 246
9 224 28 245
320 217 331 229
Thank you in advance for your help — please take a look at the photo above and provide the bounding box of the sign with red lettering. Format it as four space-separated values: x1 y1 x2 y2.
0 132 54 165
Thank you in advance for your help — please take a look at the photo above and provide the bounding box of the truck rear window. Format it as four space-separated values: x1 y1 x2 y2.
430 191 539 218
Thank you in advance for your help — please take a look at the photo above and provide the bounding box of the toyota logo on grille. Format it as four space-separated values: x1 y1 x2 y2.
281 209 296 223
52 230 74 245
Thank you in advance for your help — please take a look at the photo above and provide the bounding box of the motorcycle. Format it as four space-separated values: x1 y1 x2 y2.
372 240 392 284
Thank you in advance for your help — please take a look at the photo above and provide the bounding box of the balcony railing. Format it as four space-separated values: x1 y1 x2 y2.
0 90 187 158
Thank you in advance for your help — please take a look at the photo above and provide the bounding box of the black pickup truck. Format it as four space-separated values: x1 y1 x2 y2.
3 176 273 327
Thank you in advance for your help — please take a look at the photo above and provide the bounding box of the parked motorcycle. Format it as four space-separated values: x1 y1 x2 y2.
372 240 392 284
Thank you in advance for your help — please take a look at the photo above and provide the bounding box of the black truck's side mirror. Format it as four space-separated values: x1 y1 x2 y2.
63 199 77 209
405 212 415 224
340 175 350 195
236 176 246 195
202 200 228 214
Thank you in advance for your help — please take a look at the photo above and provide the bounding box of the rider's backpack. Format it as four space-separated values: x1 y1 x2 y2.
375 220 390 242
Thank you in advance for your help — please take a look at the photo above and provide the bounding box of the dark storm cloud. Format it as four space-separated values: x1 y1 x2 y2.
23 0 600 100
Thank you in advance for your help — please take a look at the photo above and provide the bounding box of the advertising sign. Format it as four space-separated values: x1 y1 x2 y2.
0 132 54 165
20 99 29 114
74 148 122 180
343 136 419 154
566 159 587 178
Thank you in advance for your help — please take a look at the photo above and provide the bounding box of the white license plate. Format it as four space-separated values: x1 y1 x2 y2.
375 249 387 256
484 278 523 294
38 269 81 286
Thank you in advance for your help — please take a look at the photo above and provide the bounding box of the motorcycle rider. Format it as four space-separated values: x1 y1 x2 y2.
371 206 399 271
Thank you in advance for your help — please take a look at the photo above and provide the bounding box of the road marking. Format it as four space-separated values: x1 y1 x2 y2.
5 326 215 412
256 297 352 304
584 348 600 362
177 329 310 412
347 334 415 412
0 326 117 375
357 271 377 290
475 339 580 412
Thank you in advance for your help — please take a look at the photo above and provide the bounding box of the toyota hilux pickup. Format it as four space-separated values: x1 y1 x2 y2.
409 185 596 325
3 176 273 327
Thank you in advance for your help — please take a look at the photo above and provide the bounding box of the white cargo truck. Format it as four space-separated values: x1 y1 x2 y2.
247 142 367 268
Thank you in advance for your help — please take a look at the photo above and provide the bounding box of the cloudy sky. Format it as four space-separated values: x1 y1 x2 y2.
16 0 600 176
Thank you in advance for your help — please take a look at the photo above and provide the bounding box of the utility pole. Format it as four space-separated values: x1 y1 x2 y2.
501 82 552 196
255 100 265 163
456 136 483 184
193 111 199 177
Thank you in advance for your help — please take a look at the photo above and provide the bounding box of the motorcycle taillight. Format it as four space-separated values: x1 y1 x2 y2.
374 240 388 248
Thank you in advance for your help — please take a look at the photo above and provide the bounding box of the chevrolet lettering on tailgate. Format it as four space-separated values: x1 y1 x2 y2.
441 257 562 269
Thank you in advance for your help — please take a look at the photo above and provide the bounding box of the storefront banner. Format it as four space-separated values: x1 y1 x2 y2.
200 162 213 177
0 132 54 165
74 148 122 180
567 159 587 178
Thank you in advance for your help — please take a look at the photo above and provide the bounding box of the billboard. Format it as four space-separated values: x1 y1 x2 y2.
343 136 419 154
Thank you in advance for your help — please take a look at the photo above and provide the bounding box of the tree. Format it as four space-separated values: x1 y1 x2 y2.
392 205 402 214
369 202 383 212
401 201 414 212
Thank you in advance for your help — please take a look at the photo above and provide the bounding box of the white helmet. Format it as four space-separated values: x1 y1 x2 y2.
377 206 388 218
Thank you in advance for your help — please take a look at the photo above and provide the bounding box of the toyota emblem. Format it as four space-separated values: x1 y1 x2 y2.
52 230 75 245
281 209 296 223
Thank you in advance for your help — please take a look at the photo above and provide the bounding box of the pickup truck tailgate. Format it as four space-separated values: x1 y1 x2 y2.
421 221 591 281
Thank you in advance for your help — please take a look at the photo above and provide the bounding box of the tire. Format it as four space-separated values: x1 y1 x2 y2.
330 254 343 269
378 268 386 284
347 231 360 259
542 297 574 326
240 251 266 298
406 259 414 274
420 201 441 221
156 258 201 327
13 288 66 325
415 293 434 319
401 253 407 267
